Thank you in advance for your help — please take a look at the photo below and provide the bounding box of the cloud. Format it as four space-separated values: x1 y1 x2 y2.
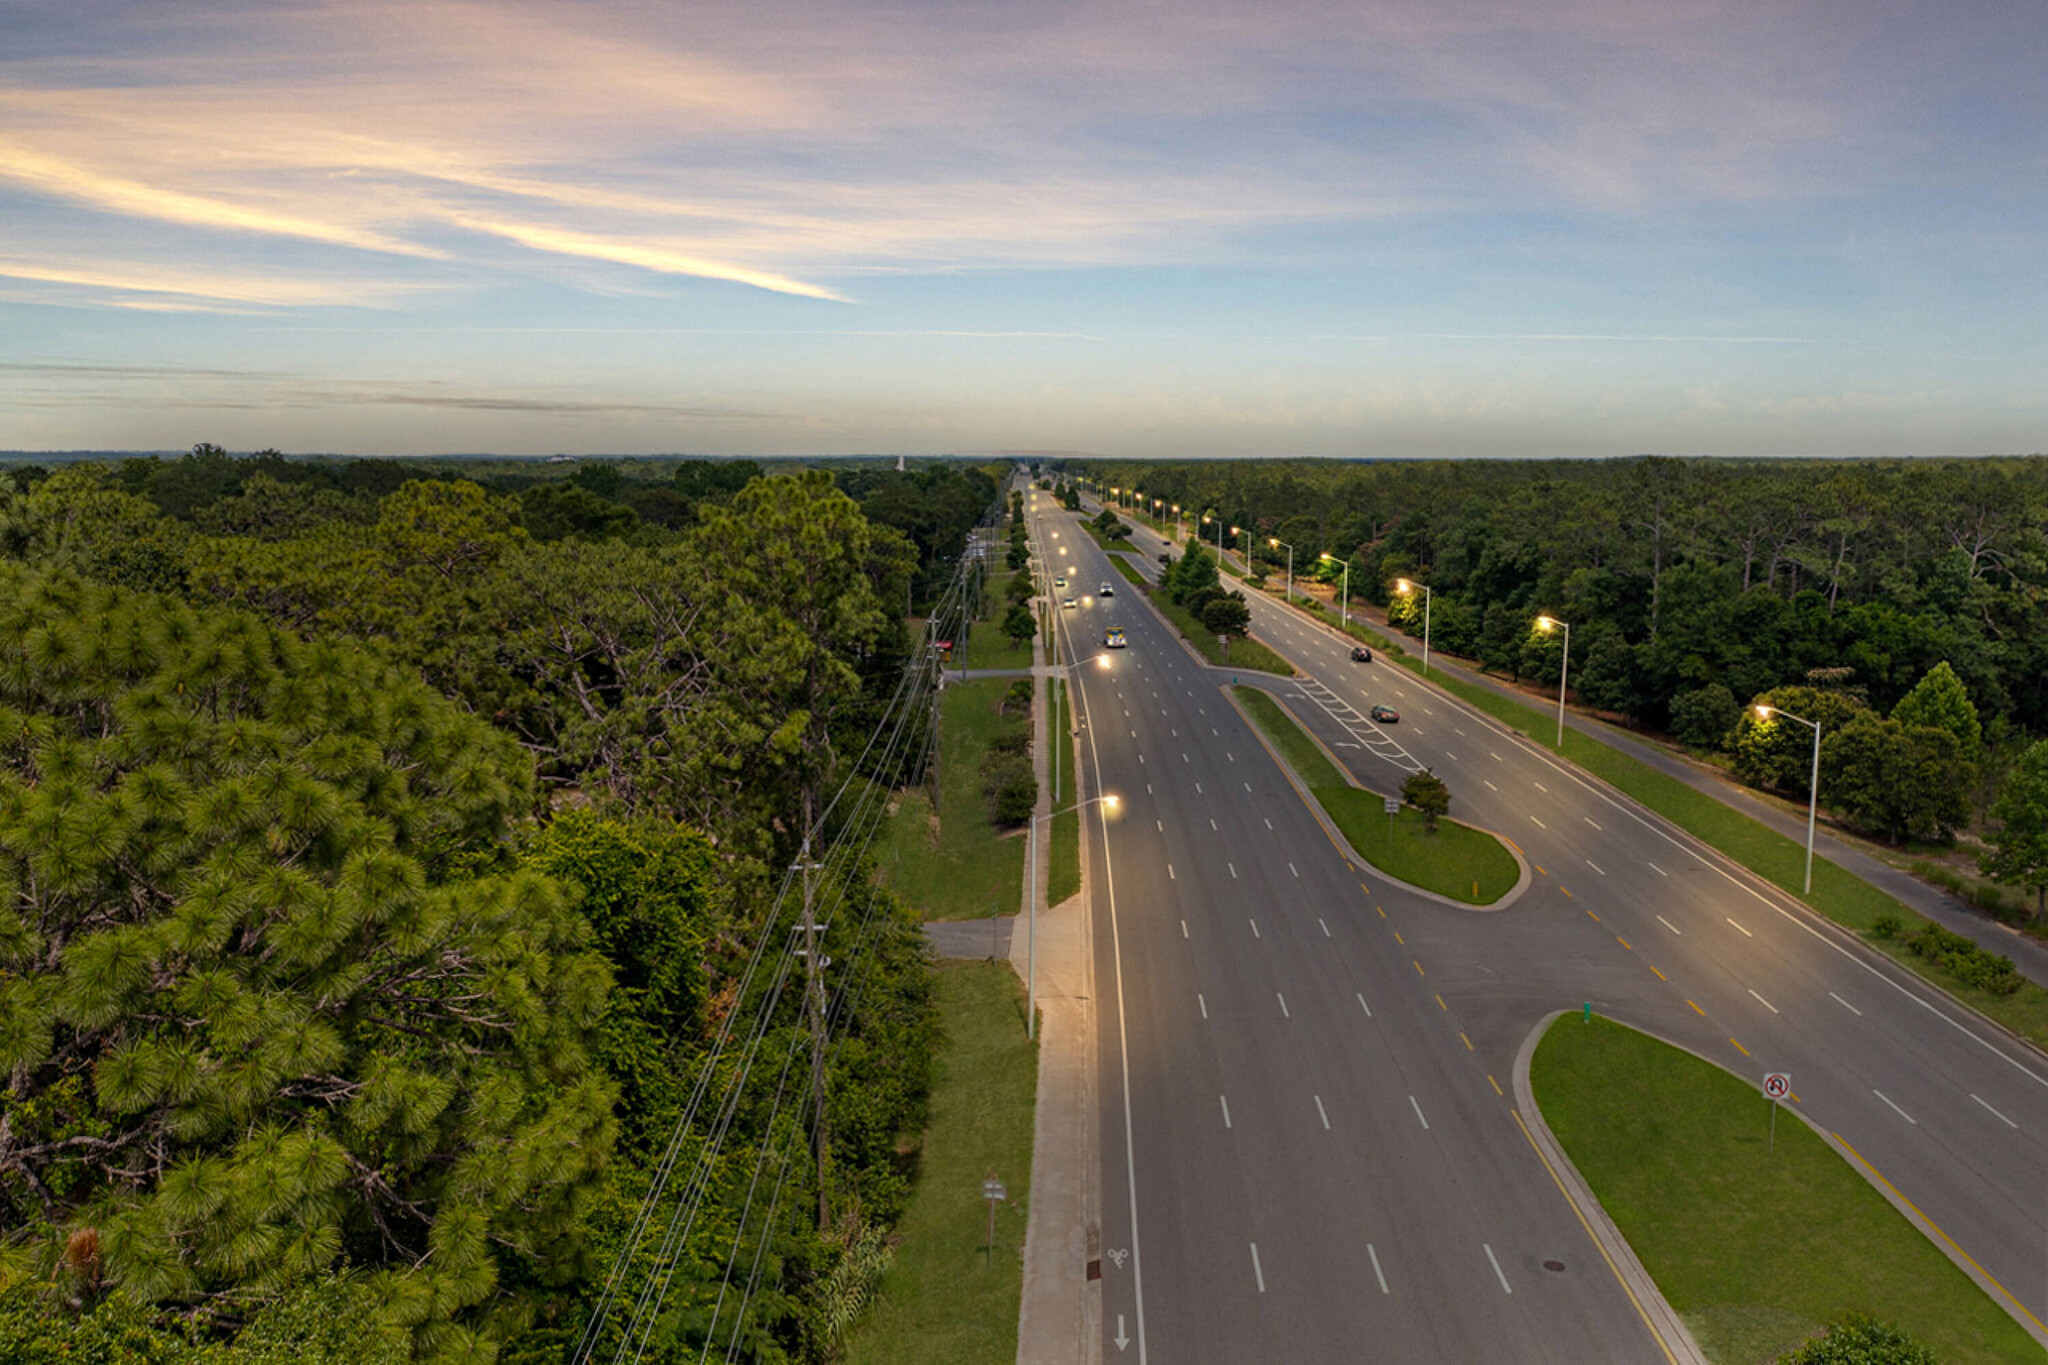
0 254 440 310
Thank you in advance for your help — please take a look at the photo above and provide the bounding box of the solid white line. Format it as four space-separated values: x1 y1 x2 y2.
1315 1094 1330 1129
1587 859 1606 876
1367 1243 1389 1294
1749 988 1780 1014
1584 816 1603 830
1727 917 1752 937
1484 1243 1512 1295
1972 1093 2020 1129
1319 917 1331 937
1829 990 1862 1016
1874 1089 1918 1125
1250 1243 1265 1293
1277 993 1290 1018
1220 1095 1232 1128
1657 915 1682 936
1357 993 1373 1018
1409 1095 1429 1129
1530 815 1546 829
1197 993 1207 1019
1648 861 1667 877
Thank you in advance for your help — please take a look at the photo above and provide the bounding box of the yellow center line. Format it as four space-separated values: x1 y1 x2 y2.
1688 999 1706 1016
1536 864 1547 876
1560 886 1573 898
1460 1031 1474 1051
1650 965 1668 981
1394 930 1404 944
1376 904 1385 919
1503 836 1523 855
1414 960 1426 977
1834 1132 2048 1336
1616 936 1632 951
1730 1037 1750 1057
1586 909 1601 922
1488 1074 1502 1095
1511 1110 1681 1365
1435 993 1447 1011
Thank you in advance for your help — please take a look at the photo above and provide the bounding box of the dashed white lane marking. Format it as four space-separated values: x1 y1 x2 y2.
1277 993 1290 1018
1210 818 1219 831
1244 782 1252 792
1534 782 1548 793
1168 864 1176 880
1587 859 1606 876
1289 862 1299 877
1357 993 1372 1017
1182 752 1190 763
1195 782 1203 793
1748 988 1780 1014
1530 815 1546 829
1446 751 1459 761
1648 861 1667 877
1367 1244 1389 1294
1250 919 1261 938
1727 917 1753 937
1180 920 1188 938
1220 1095 1233 1128
1409 1095 1429 1130
1250 1243 1266 1293
1319 918 1331 937
1484 779 1499 792
1584 816 1603 830
1454 727 1468 736
1830 991 1861 1016
1973 1093 2019 1129
1229 862 1239 879
1490 751 1503 762
1314 1095 1331 1129
1262 817 1272 829
1226 751 1234 761
1484 1244 1512 1295
1657 915 1682 936
1198 993 1208 1019
1874 1090 1918 1125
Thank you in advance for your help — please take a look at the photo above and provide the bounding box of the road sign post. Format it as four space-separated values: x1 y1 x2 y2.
1762 1073 1791 1154
1384 794 1400 840
981 1177 1007 1266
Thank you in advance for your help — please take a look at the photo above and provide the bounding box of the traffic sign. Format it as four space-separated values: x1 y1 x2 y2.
1762 1073 1791 1100
1383 796 1402 814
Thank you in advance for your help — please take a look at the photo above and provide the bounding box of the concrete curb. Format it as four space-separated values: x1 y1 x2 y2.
1220 682 1534 913
1512 1014 1709 1365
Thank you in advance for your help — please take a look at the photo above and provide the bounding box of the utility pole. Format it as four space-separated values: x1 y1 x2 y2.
793 839 831 1231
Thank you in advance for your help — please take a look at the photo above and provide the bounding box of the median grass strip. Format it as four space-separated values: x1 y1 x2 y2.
842 961 1036 1365
876 679 1027 921
1233 686 1516 904
1533 1015 2037 1365
1123 565 1292 676
1047 677 1080 906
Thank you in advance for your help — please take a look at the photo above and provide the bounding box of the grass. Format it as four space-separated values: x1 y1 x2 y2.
960 621 1034 672
841 961 1037 1365
1233 686 1517 905
875 679 1028 922
1047 677 1079 907
1533 1015 2039 1364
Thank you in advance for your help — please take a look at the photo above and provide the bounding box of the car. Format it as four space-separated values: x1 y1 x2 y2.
1062 597 1078 610
1054 576 1068 588
1104 628 1127 649
1350 646 1373 663
1370 704 1399 723
1158 553 1172 564
1099 582 1115 597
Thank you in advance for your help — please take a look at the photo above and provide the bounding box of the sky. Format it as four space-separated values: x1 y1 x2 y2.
2 0 2044 458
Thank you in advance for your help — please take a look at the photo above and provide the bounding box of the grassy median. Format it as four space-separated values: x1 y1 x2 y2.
1047 677 1080 907
841 961 1037 1365
1233 686 1517 904
877 679 1027 921
1533 1015 2038 1365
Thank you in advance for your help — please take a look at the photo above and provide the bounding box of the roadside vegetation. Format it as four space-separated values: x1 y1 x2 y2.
1047 678 1081 907
1534 1015 2036 1365
877 680 1033 923
1233 687 1517 904
840 962 1036 1365
1134 542 1292 676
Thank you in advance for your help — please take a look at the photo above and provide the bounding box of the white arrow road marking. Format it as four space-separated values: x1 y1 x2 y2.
1114 1315 1130 1352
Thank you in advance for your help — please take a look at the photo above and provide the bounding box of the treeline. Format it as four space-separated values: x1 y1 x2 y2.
0 449 1001 1361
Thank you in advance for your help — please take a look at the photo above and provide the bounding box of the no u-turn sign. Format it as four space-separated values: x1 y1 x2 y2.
1762 1073 1791 1100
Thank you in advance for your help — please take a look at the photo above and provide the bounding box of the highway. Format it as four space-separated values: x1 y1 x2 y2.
1066 490 2048 1359
1028 495 1672 1362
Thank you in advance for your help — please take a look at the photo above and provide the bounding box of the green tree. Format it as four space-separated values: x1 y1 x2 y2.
1401 769 1451 832
1003 601 1038 648
1890 660 1982 756
1982 739 2048 921
1778 1315 1936 1364
1200 591 1252 640
1821 713 1974 844
1669 684 1739 750
0 568 614 1357
1733 686 1875 794
518 482 639 542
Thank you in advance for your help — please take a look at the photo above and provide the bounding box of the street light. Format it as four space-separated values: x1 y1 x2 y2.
1756 704 1823 895
1029 794 1118 1040
1395 578 1432 675
1320 552 1350 628
1535 616 1571 748
1171 504 1183 541
1268 537 1295 603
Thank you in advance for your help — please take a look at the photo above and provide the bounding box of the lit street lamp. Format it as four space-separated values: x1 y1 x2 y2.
1535 615 1571 748
1396 578 1432 675
1268 537 1295 603
1320 552 1350 628
1756 704 1823 895
1028 791 1116 1041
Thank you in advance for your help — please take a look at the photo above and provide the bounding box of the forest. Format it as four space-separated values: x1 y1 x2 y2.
1066 457 2048 905
0 450 1001 1363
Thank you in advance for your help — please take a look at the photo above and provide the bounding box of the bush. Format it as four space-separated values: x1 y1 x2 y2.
1779 1314 1936 1364
986 724 1032 757
982 755 1037 826
1870 912 1902 940
1670 683 1739 750
1902 923 2022 995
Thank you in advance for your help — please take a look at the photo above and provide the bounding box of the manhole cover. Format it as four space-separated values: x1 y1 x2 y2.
1543 1260 1566 1273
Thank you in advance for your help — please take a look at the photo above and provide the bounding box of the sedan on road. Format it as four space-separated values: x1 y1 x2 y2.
1350 645 1373 662
1062 597 1078 610
1369 703 1399 723
1099 582 1116 597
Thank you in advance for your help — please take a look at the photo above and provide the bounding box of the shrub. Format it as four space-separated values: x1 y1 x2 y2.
1870 913 1902 940
1669 683 1739 750
982 755 1037 826
1779 1314 1936 1364
1902 923 2022 995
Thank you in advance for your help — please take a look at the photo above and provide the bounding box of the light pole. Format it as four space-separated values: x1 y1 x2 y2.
1756 704 1823 895
1172 504 1183 541
1320 553 1350 629
1396 578 1432 675
1268 537 1294 603
1029 792 1119 1040
1535 615 1571 748
1044 652 1110 842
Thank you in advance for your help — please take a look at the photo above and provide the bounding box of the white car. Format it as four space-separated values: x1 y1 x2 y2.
1062 597 1078 610
1099 582 1115 597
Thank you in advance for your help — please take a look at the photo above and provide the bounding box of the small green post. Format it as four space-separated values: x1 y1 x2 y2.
1582 1002 1592 1023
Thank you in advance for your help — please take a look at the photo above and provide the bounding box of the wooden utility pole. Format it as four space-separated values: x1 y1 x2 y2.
793 840 831 1231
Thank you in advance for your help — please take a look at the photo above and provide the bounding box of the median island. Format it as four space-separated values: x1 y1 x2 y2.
1533 1015 2036 1365
1233 686 1517 905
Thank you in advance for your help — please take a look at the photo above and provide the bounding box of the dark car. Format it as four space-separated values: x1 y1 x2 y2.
1369 703 1399 723
1350 646 1373 663
1159 553 1172 564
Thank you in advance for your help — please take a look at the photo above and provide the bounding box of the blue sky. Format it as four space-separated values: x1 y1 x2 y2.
2 0 2043 457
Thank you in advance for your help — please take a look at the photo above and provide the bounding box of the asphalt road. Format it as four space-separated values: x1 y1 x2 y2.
1072 493 2048 1356
1028 498 1673 1362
